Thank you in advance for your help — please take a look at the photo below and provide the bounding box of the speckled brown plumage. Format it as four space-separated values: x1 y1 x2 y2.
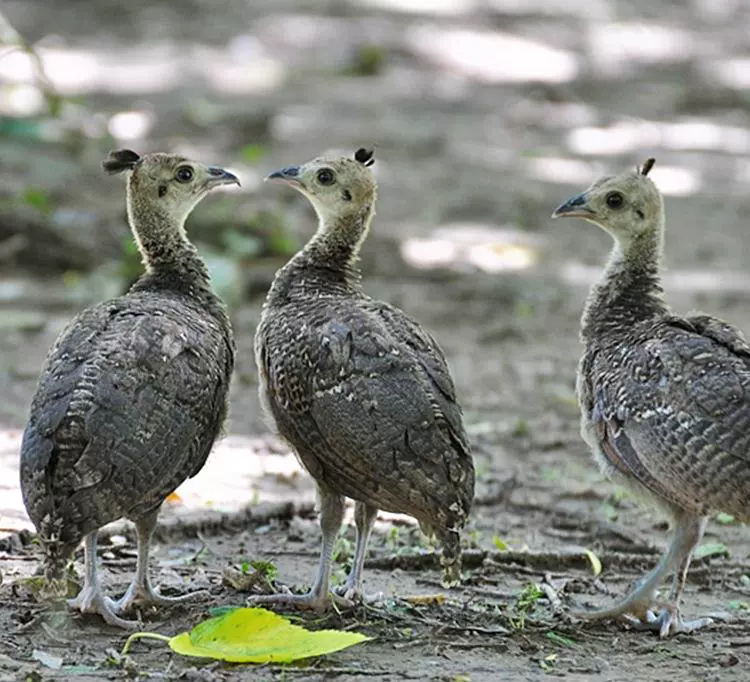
20 150 238 628
253 149 474 608
553 159 749 637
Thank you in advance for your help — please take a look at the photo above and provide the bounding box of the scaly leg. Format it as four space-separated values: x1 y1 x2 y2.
248 487 346 611
112 507 208 614
574 513 713 637
67 532 139 629
334 502 378 602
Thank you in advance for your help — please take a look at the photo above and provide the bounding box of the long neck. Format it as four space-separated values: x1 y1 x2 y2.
581 226 668 339
127 191 213 299
293 202 375 282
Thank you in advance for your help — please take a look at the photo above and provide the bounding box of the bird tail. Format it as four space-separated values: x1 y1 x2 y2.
439 526 462 588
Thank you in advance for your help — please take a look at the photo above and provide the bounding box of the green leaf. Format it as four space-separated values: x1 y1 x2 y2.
22 187 52 214
694 542 729 560
582 548 602 577
546 631 577 647
122 608 371 664
241 144 266 163
715 512 735 525
492 535 509 551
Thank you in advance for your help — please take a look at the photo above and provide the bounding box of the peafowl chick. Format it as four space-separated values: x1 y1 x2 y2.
20 150 238 628
553 158 750 637
253 148 475 609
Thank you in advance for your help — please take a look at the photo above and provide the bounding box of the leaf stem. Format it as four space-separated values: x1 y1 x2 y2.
121 632 172 656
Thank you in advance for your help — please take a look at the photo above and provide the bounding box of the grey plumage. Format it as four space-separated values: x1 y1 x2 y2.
20 150 238 628
253 149 474 608
553 159 749 637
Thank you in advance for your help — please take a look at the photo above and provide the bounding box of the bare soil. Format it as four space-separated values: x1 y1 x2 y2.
2 0 750 680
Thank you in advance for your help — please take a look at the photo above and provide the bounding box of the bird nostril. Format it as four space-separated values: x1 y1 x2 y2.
282 166 299 177
207 167 224 176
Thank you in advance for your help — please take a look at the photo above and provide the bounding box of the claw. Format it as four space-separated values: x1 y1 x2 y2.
68 584 140 630
112 581 209 615
622 605 714 638
246 588 353 612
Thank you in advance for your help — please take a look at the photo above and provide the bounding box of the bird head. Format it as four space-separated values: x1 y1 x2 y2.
266 147 377 226
552 158 664 246
102 149 240 224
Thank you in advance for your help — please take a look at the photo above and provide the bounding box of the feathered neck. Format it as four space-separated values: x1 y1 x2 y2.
581 226 669 339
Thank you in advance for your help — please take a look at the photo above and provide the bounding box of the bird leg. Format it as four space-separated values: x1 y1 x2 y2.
333 501 380 602
573 513 713 637
112 507 208 614
247 488 346 611
67 532 139 629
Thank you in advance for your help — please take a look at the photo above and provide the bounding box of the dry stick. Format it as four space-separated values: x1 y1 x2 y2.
98 500 317 543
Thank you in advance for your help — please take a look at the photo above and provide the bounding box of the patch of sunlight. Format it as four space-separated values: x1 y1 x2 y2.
561 262 750 294
0 428 312 536
401 224 539 273
567 121 660 156
356 0 479 15
406 26 579 83
662 121 750 153
195 38 285 94
588 22 694 75
0 42 285 96
0 427 25 533
704 57 750 90
525 157 596 186
487 0 611 18
107 110 155 141
647 165 701 196
0 83 45 116
569 119 750 156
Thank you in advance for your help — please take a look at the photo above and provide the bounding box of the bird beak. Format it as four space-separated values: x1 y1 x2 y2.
206 167 241 188
551 192 595 219
265 165 304 188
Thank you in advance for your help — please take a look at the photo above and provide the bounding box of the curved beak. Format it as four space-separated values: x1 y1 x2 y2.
551 192 595 219
265 165 304 188
206 167 240 188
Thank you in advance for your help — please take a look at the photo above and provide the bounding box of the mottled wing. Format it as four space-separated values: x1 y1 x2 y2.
262 307 473 529
20 296 231 543
587 316 750 517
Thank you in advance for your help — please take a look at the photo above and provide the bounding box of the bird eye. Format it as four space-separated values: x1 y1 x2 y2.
606 191 624 209
175 166 194 183
316 168 335 186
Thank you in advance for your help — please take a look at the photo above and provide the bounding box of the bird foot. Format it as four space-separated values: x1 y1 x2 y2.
332 583 385 605
246 586 353 612
621 605 714 639
112 582 209 615
68 584 139 630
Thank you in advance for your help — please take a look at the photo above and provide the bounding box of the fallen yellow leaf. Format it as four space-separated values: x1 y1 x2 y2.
582 548 602 577
405 594 446 606
165 492 182 504
122 607 370 663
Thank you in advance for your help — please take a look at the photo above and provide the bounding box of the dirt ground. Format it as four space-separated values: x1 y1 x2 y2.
2 0 750 680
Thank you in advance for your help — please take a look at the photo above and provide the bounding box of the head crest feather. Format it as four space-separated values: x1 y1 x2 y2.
638 158 655 176
102 149 141 175
354 147 375 167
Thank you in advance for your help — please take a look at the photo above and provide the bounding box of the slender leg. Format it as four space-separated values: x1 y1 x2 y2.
248 487 345 611
112 507 208 614
67 532 139 629
574 512 713 637
334 502 378 602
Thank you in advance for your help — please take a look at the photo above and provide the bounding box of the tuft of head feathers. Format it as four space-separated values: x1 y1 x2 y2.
102 149 142 175
638 158 655 177
354 147 375 167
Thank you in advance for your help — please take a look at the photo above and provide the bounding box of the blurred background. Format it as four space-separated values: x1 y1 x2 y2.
2 0 750 559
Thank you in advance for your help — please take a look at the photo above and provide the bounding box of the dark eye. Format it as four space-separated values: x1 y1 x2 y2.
175 166 194 183
606 191 624 209
316 168 335 185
